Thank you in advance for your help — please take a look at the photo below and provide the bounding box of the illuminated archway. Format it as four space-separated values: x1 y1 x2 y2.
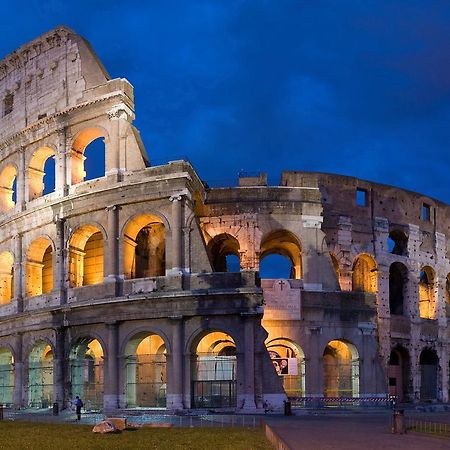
419 348 438 401
389 262 407 316
123 214 165 279
69 225 104 287
124 333 166 408
25 237 53 297
352 254 377 293
28 146 55 200
260 230 302 279
266 338 305 398
28 341 53 407
0 165 17 211
207 233 240 272
0 251 14 304
71 128 106 184
419 266 436 319
323 340 359 398
70 338 104 410
191 331 237 408
0 348 14 406
388 346 410 401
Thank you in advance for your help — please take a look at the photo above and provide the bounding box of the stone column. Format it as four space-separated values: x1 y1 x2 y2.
16 146 26 210
167 316 184 410
55 218 67 305
105 205 121 292
104 322 119 411
168 194 183 274
238 315 257 410
305 327 323 399
13 332 23 408
53 327 66 409
55 128 69 195
13 234 23 313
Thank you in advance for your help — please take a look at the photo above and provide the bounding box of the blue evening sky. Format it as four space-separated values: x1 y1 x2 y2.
1 1 449 203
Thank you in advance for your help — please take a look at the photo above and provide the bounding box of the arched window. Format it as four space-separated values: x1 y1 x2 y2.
419 266 436 319
207 233 240 272
0 165 17 211
28 147 56 200
69 225 104 287
389 262 407 316
3 93 13 116
387 230 408 256
124 333 166 408
123 214 166 279
71 128 106 184
260 230 302 279
0 251 14 304
352 254 377 293
419 348 438 401
26 237 53 297
388 346 410 402
0 348 14 406
28 342 53 407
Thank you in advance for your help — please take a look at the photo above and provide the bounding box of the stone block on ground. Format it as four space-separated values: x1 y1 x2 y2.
106 417 127 430
92 420 119 433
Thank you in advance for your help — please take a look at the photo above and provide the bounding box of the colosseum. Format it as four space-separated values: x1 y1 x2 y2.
0 26 447 414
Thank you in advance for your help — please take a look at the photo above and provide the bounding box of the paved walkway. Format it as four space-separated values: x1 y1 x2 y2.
267 413 450 450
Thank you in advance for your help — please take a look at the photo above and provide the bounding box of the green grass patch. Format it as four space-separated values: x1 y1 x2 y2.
0 421 272 450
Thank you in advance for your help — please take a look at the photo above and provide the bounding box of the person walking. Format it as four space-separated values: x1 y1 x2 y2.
74 396 83 421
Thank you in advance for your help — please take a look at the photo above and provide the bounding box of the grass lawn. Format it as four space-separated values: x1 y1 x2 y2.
0 421 272 450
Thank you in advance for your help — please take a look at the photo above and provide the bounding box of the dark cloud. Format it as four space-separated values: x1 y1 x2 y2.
2 0 449 202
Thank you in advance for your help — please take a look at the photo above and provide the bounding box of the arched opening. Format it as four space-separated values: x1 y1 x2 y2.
387 230 408 256
28 147 56 200
191 331 237 408
70 338 104 410
330 253 340 287
388 346 410 401
446 274 450 311
0 251 14 305
71 128 106 184
28 341 53 408
419 348 438 401
323 340 359 398
389 262 407 316
260 230 302 279
266 338 305 398
25 237 53 297
0 348 14 406
352 254 377 293
0 165 17 211
69 225 104 287
124 333 166 408
124 214 165 279
419 266 436 319
207 234 240 272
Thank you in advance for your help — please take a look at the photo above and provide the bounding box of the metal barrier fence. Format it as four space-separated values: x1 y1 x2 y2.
290 396 393 408
405 417 450 438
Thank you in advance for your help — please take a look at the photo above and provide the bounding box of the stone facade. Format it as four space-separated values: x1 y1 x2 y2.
0 27 447 413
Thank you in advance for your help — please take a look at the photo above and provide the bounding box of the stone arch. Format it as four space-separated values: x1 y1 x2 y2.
28 146 56 200
70 126 108 184
419 266 436 319
352 253 377 293
387 230 408 256
0 251 14 304
123 213 166 279
28 339 54 407
260 230 302 279
266 337 305 398
388 345 410 402
25 236 54 297
123 331 168 408
69 224 105 287
190 330 237 408
419 348 438 401
0 347 14 406
0 164 17 211
323 339 359 398
69 337 104 409
207 233 240 272
389 262 408 316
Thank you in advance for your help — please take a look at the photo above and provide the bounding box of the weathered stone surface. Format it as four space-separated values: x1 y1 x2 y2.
92 421 118 434
106 417 127 431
